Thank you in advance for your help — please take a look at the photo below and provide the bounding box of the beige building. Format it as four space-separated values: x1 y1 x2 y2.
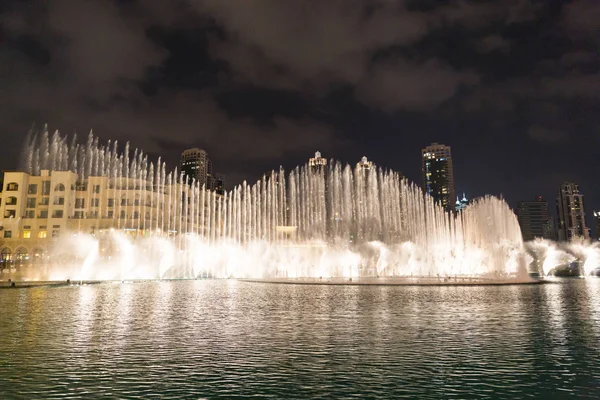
0 170 216 268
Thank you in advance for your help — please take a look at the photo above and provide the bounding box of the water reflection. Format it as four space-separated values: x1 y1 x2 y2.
0 280 599 398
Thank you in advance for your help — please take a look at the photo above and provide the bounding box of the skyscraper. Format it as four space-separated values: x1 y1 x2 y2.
180 148 212 189
516 196 556 241
594 211 600 240
212 175 225 196
556 182 590 241
421 143 455 210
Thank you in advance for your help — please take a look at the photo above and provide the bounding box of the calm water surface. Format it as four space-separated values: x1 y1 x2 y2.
1 279 599 399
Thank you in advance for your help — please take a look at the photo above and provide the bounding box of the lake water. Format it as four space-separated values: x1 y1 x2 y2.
1 279 599 399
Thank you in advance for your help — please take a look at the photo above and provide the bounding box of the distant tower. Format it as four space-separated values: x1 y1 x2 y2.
421 143 455 210
556 182 590 241
309 151 327 171
357 156 373 170
455 193 469 212
593 211 600 240
180 148 212 189
517 196 556 241
212 175 225 196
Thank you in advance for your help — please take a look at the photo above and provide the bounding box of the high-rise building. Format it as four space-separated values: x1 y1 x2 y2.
516 196 556 241
212 175 225 196
180 148 212 189
594 211 600 240
421 143 455 210
556 182 590 241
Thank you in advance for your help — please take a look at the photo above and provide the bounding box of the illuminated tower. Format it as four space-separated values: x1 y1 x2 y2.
309 151 327 171
455 193 469 212
357 156 373 170
556 182 590 241
421 143 455 210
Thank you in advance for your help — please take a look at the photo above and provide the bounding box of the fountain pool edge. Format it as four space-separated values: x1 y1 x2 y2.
239 277 550 287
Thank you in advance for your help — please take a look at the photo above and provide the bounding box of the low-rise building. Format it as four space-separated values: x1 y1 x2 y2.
0 170 216 267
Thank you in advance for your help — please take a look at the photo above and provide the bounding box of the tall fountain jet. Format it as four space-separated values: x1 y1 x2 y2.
17 126 530 282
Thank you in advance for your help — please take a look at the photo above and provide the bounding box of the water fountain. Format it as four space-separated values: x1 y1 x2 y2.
10 125 584 284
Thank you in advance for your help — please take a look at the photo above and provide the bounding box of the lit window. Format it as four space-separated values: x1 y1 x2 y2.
38 230 47 239
22 230 31 239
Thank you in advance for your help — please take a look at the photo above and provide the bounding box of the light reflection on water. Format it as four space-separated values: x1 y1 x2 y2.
0 279 599 398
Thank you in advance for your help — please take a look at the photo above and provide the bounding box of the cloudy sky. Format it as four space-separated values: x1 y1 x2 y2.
0 0 598 223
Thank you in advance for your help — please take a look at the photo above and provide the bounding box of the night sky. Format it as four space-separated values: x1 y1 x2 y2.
0 1 598 226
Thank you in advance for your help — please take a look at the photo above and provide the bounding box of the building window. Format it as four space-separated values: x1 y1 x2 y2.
52 229 60 238
107 211 114 218
16 248 29 264
121 198 127 206
6 197 17 206
22 230 31 239
54 197 65 206
25 210 35 219
0 248 12 264
75 182 87 191
38 230 47 239
28 184 38 194
4 230 12 238
26 198 36 208
75 198 85 208
120 210 126 219
54 183 66 192
4 210 16 218
133 211 140 219
74 211 84 219
107 198 114 207
40 197 50 205
92 198 100 207
42 181 51 195
88 211 98 218
39 210 48 218
93 185 101 194
6 182 19 191
52 210 64 218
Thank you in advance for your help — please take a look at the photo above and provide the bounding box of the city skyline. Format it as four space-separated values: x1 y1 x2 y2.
2 128 598 239
5 129 598 240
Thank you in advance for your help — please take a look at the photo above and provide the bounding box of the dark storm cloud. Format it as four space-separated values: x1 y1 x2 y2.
0 0 599 223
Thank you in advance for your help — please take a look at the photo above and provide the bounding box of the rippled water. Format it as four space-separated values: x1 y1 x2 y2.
1 279 599 399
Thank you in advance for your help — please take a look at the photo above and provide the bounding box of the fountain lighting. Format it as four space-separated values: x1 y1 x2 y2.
7 126 597 283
